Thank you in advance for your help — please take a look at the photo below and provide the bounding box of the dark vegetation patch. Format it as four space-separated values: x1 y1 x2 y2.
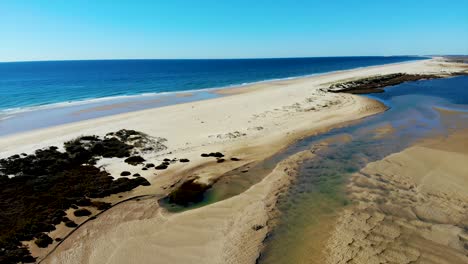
124 155 145 165
0 129 153 263
145 163 154 168
64 221 78 228
252 224 264 231
155 164 168 170
34 233 53 248
107 129 167 154
230 157 241 161
201 152 224 158
73 208 92 217
91 201 112 210
217 158 225 163
166 179 211 206
120 171 131 176
179 158 190 163
328 73 443 94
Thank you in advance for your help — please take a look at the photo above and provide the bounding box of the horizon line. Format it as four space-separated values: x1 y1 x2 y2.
0 54 443 64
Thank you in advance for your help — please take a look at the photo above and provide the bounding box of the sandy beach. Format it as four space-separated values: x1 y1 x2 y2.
1 58 467 263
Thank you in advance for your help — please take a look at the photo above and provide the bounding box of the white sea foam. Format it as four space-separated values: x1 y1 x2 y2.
0 74 317 116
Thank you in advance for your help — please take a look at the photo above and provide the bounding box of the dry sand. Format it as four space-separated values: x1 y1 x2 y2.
1 58 466 263
43 149 315 264
326 130 468 264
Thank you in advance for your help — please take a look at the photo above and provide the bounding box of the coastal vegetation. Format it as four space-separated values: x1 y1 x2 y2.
328 73 442 94
0 129 156 263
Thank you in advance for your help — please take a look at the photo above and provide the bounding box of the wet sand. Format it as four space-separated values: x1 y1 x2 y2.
1 58 467 263
326 129 468 263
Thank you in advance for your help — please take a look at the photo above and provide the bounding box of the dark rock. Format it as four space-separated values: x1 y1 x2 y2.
145 163 155 168
230 157 241 161
133 173 141 177
201 153 209 157
179 158 190 163
142 167 148 170
217 158 225 163
55 237 62 242
163 158 171 162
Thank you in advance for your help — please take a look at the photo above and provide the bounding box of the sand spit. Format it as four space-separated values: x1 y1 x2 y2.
43 150 315 264
1 58 466 263
326 130 468 264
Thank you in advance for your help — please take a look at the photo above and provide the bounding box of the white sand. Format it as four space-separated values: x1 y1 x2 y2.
2 58 466 263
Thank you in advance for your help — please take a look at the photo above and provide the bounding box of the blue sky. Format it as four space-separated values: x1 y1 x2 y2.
1 0 467 61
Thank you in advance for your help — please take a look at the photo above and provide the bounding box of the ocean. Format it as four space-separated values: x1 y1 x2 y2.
0 57 425 113
0 56 426 135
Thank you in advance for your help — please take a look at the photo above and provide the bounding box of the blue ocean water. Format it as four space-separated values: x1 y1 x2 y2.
0 56 425 113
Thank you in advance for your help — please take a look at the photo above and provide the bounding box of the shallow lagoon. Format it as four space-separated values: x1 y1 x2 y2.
258 76 468 263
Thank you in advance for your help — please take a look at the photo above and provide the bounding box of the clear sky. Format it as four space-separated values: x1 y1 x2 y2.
1 0 467 62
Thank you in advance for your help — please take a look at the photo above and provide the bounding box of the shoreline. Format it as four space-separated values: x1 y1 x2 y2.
1 58 467 263
0 58 430 137
0 56 428 116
